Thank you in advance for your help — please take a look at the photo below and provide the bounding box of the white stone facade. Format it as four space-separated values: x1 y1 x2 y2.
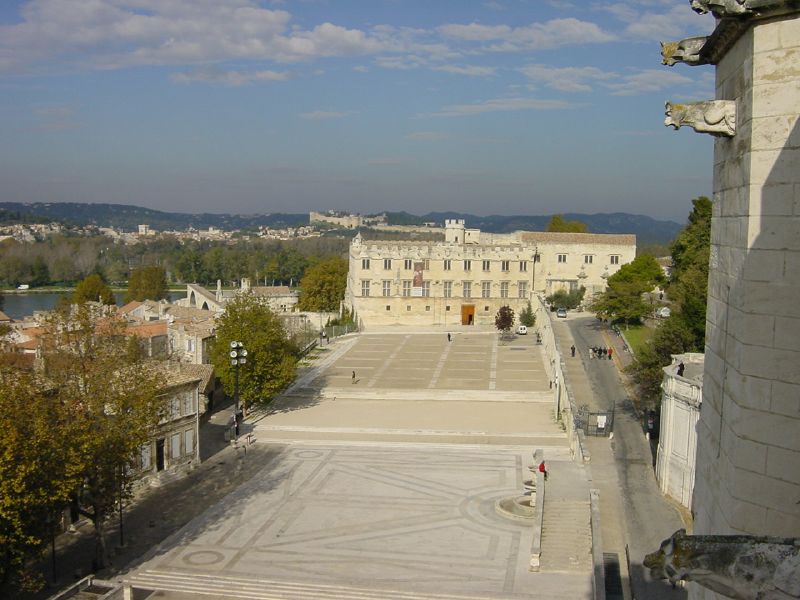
344 222 635 328
655 353 703 510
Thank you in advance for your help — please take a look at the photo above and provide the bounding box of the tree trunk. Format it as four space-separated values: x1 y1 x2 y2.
91 505 107 571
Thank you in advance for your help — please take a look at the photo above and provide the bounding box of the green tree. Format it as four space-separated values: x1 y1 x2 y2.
40 305 167 570
591 255 664 325
298 256 348 311
29 256 50 287
73 273 114 305
495 305 515 333
519 301 537 327
546 286 586 310
210 293 297 413
547 215 588 233
125 265 168 302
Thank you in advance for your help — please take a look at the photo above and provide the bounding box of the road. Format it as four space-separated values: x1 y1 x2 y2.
553 313 689 600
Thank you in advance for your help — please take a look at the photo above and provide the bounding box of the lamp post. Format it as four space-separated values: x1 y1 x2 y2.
229 341 247 440
531 248 539 300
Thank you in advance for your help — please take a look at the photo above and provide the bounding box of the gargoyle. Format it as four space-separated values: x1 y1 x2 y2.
690 0 750 18
661 37 709 66
644 529 800 600
664 100 736 137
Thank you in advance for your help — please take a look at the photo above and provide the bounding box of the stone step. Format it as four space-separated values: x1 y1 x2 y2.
283 388 553 403
128 570 519 600
254 425 569 447
540 501 592 572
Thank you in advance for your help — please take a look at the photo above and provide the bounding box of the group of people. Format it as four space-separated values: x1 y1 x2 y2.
589 345 613 360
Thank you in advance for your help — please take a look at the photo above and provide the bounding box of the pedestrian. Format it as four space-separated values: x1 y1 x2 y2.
589 347 594 359
677 362 685 377
570 344 576 357
352 370 356 384
538 461 548 480
602 346 607 357
447 332 451 342
608 347 613 360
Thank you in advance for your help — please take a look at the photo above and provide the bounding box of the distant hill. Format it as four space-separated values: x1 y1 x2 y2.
0 202 682 246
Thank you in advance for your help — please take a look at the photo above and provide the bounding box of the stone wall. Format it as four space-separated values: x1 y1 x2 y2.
692 11 800 570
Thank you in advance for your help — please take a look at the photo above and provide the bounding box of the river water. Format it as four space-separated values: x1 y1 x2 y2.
1 291 186 321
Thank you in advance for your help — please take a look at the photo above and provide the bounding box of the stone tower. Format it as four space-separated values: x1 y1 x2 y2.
662 2 800 598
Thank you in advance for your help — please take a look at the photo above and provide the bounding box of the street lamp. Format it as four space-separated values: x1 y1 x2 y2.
229 341 247 439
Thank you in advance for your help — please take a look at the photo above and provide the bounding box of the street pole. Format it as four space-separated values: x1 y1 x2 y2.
229 341 247 441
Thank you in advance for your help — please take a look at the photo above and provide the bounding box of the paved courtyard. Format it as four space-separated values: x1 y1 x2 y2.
125 332 592 599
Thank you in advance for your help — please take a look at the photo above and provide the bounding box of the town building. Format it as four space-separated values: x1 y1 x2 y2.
309 210 387 229
655 353 703 510
344 220 636 327
179 280 299 314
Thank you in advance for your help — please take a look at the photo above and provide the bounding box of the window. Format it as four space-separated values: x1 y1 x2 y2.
361 280 370 297
382 280 391 297
485 306 490 311
446 305 451 312
518 281 528 298
425 306 431 311
141 444 152 470
464 259 472 271
171 433 181 460
481 281 491 298
423 259 430 270
401 280 412 296
422 281 430 297
386 305 391 311
501 260 510 271
186 338 194 353
463 281 472 298
407 305 411 311
519 261 527 272
443 281 452 298
404 259 412 269
557 254 567 263
184 429 195 455
170 398 180 419
500 282 509 298
362 258 371 269
584 255 593 264
482 260 491 271
444 259 451 271
384 258 392 269
610 255 620 265
534 254 541 263
182 392 194 415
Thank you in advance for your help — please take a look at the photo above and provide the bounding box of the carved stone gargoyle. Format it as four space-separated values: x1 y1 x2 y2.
661 37 709 66
644 529 800 600
690 0 750 18
664 100 736 137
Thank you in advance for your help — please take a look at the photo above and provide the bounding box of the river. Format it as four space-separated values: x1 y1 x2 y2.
1 291 187 321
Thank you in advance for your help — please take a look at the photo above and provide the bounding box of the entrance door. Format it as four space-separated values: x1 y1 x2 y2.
461 304 475 325
156 438 165 471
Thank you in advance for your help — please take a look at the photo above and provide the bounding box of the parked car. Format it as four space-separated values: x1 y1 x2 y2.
517 325 528 335
656 306 671 318
556 308 567 318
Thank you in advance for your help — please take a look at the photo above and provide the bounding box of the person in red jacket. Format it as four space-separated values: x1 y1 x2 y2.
538 461 548 480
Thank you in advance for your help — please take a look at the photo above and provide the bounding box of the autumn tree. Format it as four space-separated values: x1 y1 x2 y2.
495 305 515 334
73 273 114 305
297 256 348 311
547 215 588 233
210 293 297 413
40 305 167 570
125 265 168 302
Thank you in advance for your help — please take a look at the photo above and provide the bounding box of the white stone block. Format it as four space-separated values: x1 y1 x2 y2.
739 280 800 318
766 445 800 485
753 48 800 85
741 248 785 282
749 148 800 185
774 316 800 351
784 251 800 281
780 17 800 49
725 369 772 412
751 116 798 151
753 20 783 53
727 397 800 451
752 81 800 119
727 463 800 516
748 216 800 250
722 421 768 472
719 488 768 533
750 183 795 216
765 507 800 536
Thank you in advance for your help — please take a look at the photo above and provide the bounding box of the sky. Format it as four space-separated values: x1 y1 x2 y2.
0 0 718 223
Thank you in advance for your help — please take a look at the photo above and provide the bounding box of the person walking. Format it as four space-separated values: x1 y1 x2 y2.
677 362 685 377
352 370 356 384
608 347 613 361
538 461 548 480
447 332 451 342
570 344 576 357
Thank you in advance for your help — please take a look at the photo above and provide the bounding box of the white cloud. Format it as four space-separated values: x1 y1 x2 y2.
597 2 715 40
405 131 449 141
353 65 369 72
604 69 693 95
439 18 616 51
300 110 349 120
426 97 574 118
432 65 496 76
170 68 289 86
519 64 616 93
33 105 78 131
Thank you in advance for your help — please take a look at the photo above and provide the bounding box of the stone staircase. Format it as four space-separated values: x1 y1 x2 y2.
539 462 593 573
128 570 521 600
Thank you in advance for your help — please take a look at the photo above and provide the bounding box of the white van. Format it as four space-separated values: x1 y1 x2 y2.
517 325 528 335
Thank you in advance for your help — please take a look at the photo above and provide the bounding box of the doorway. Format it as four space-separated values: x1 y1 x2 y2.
461 304 475 325
156 438 165 471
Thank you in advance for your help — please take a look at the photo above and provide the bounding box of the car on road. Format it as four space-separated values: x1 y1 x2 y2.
556 307 567 319
517 325 527 335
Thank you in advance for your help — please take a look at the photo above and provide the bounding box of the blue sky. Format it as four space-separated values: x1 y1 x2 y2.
0 1 717 222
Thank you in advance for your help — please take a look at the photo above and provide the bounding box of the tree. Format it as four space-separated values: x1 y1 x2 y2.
298 256 348 311
73 273 114 305
39 305 167 570
591 255 664 325
495 305 515 333
125 265 168 302
547 214 588 233
546 286 586 310
519 301 537 327
210 293 297 412
29 256 50 287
